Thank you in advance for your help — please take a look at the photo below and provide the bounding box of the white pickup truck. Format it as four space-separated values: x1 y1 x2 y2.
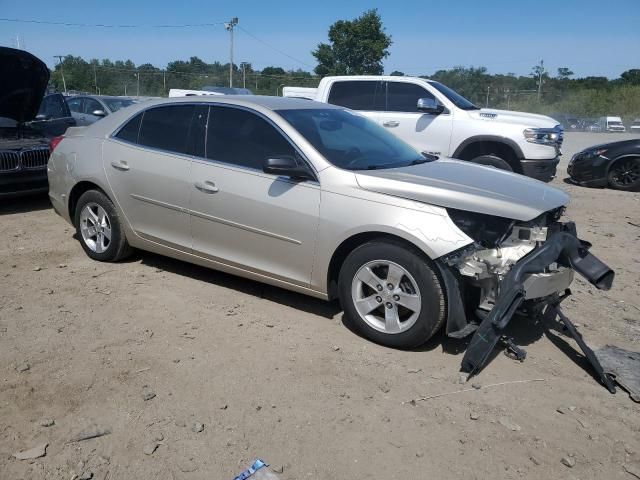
283 76 564 182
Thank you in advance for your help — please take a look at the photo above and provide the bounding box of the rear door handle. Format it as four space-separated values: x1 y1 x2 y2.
195 181 219 194
383 120 400 128
110 160 130 171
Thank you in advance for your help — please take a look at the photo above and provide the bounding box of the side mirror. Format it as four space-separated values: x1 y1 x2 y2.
34 113 49 121
92 109 107 117
263 156 314 180
417 97 444 115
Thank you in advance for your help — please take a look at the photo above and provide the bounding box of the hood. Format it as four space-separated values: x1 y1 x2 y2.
578 139 640 152
0 47 50 123
354 159 569 222
469 108 559 129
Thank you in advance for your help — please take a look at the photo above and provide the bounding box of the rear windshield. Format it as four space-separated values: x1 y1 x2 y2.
276 108 428 171
103 98 135 112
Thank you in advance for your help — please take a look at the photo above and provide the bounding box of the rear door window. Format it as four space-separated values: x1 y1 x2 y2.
115 112 143 144
385 82 434 113
138 105 195 155
327 81 385 111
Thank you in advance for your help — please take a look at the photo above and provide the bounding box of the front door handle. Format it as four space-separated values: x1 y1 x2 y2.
195 181 219 194
110 160 130 171
383 120 400 128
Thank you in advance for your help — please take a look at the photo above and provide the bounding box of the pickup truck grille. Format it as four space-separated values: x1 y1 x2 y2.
0 148 50 172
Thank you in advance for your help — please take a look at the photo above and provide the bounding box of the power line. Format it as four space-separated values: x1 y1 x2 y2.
238 26 314 69
0 17 225 28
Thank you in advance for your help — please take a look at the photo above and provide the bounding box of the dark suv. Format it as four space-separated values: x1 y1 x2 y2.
0 47 75 197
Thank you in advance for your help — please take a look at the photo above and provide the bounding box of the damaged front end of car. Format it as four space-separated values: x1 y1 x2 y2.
436 207 615 386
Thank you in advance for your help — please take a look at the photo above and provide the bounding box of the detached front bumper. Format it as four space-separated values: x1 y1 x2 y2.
520 157 560 182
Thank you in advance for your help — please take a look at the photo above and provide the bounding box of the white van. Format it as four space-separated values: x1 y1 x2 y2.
599 116 626 133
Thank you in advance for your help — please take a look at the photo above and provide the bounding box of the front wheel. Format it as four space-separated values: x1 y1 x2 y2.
74 190 132 262
338 241 445 349
607 157 640 191
470 155 513 171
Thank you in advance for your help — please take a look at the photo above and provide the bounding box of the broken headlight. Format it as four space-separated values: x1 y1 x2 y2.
447 209 514 248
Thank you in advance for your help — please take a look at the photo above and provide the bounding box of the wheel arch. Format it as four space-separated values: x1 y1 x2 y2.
452 136 524 173
606 154 640 174
68 180 111 225
326 231 436 301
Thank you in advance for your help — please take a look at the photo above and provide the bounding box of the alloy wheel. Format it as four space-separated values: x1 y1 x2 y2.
79 202 112 253
351 260 422 334
610 158 640 188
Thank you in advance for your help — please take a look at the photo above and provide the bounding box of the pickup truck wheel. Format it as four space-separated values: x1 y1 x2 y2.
470 155 513 171
338 241 445 349
607 157 640 191
74 190 133 262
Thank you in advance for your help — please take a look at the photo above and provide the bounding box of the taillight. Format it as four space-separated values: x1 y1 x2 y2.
49 136 64 152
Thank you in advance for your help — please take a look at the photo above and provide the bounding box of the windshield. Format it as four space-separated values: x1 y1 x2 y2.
609 121 623 125
429 81 479 110
103 98 135 112
277 108 429 170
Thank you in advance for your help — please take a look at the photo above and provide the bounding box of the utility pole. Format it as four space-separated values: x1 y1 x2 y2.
485 86 490 107
536 59 544 102
135 73 140 97
93 64 98 94
225 17 238 88
54 55 67 94
163 70 166 94
241 62 247 89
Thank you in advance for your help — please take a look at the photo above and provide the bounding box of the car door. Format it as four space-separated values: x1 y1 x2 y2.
103 104 206 250
189 105 320 287
377 81 453 157
326 80 385 124
33 93 76 136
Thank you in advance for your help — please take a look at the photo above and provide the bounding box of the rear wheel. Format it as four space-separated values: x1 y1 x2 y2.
338 241 445 349
74 190 132 262
470 155 513 171
608 157 640 191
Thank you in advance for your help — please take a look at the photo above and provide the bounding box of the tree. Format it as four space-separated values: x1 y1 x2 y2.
556 67 574 80
390 70 404 76
620 69 640 85
312 9 392 76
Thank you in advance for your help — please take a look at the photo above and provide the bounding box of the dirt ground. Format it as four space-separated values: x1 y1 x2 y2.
1 132 639 480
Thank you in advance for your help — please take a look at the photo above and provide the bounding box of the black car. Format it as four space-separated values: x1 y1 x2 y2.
0 47 75 197
568 139 640 191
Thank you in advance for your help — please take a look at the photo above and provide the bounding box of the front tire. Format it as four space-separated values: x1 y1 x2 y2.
74 190 132 262
470 155 513 171
607 157 640 191
338 240 445 349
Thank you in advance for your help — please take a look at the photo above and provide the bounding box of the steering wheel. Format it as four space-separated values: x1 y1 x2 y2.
343 147 365 167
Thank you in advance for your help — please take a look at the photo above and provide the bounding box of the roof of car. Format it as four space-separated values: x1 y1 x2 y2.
142 95 342 111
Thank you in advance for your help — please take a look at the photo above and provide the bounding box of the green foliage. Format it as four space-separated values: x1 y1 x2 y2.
49 55 319 97
312 9 392 76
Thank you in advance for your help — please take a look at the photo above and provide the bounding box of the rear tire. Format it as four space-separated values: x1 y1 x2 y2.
74 190 132 262
607 157 640 191
470 155 513 171
338 240 445 349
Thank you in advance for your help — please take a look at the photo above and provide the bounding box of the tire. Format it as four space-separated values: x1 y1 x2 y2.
607 157 640 191
74 189 132 262
470 155 513 171
338 240 445 349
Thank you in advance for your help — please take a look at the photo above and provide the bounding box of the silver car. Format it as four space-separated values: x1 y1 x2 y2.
66 95 136 126
47 96 613 358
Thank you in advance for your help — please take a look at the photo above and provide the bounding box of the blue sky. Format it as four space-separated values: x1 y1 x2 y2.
1 0 638 78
